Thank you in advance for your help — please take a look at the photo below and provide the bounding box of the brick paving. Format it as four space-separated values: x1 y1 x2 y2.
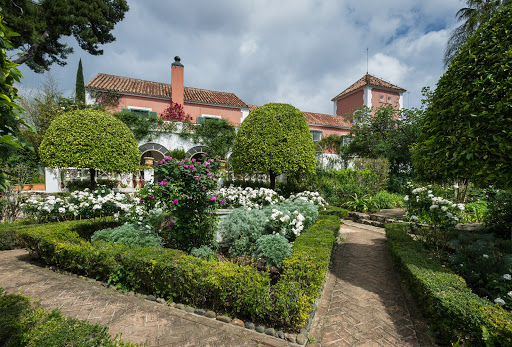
309 221 434 347
0 249 290 347
0 220 432 346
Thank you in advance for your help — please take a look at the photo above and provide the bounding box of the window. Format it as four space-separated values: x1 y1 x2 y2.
387 96 392 103
122 107 157 117
197 114 222 124
310 130 322 142
380 95 385 103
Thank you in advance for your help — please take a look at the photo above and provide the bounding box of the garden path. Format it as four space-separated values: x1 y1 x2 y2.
309 220 435 347
0 249 290 347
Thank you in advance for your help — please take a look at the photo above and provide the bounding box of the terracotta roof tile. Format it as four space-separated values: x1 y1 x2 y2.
331 74 406 101
86 73 248 108
249 105 351 128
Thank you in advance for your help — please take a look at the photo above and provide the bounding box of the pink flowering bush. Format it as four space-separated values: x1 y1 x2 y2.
139 155 223 251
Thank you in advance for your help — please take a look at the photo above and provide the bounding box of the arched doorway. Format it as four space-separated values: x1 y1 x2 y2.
138 143 169 166
186 146 208 162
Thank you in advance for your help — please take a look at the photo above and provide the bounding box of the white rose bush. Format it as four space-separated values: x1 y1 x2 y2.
22 186 138 223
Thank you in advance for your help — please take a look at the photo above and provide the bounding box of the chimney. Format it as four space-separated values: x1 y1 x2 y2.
171 56 184 106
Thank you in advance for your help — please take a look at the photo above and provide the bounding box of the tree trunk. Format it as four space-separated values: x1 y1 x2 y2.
89 168 97 190
12 28 53 66
269 171 276 190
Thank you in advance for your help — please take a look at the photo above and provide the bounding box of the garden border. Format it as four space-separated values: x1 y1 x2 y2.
385 223 512 345
14 211 342 331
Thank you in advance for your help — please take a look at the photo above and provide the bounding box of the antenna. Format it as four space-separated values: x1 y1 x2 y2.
366 48 368 74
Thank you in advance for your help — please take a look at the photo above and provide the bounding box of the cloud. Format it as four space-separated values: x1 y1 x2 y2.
15 0 462 115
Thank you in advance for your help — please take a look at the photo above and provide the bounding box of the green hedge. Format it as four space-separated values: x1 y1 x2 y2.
386 223 512 345
17 215 340 330
319 205 349 219
0 287 136 346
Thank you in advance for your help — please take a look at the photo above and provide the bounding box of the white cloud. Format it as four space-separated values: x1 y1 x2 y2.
16 0 463 114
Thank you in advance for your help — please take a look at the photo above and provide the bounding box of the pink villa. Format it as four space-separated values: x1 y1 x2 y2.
85 57 405 163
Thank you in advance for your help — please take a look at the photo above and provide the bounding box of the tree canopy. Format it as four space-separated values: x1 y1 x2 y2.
344 104 422 180
4 0 129 72
0 13 32 190
39 109 139 189
413 4 512 188
231 103 316 189
444 0 510 66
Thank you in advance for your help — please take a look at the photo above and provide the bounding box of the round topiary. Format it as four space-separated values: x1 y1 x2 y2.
39 109 139 189
231 103 316 189
412 4 512 188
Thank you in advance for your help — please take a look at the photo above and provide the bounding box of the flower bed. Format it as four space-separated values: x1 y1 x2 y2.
386 223 512 345
16 213 340 330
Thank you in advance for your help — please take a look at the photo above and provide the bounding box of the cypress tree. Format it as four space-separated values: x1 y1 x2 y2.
75 59 86 105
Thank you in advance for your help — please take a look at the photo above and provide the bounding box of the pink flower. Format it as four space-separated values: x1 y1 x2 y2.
220 199 226 205
139 198 143 203
149 196 155 200
190 165 194 169
173 199 178 204
183 164 189 169
210 196 217 201
168 221 174 227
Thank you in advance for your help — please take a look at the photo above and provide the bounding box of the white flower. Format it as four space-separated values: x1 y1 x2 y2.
410 215 418 221
457 204 465 211
430 204 439 210
58 207 66 213
503 274 512 280
441 206 448 211
508 291 512 298
403 195 409 201
483 254 489 259
495 297 506 306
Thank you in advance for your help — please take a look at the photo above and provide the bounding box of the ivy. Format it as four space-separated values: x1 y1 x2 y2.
179 118 236 159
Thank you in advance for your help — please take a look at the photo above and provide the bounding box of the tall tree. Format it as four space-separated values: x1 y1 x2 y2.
344 104 422 179
444 0 510 66
231 103 316 190
0 13 32 190
4 0 129 73
414 4 512 189
75 58 85 104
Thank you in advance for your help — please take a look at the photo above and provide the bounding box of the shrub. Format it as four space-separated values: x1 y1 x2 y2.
66 178 119 191
265 199 319 240
485 189 512 238
254 234 292 268
218 207 268 257
191 245 216 261
142 156 223 251
0 288 135 346
22 187 137 223
91 223 162 248
168 148 187 160
372 190 404 209
319 205 349 219
386 223 512 345
17 215 340 330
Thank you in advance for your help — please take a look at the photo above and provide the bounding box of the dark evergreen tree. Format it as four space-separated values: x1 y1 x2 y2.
4 0 129 73
75 59 85 104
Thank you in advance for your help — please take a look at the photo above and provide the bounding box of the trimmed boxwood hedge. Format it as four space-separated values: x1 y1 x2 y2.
319 205 349 219
386 223 512 345
0 287 136 346
16 215 340 330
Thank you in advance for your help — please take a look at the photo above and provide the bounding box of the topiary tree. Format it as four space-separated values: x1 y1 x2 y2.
39 109 139 189
231 103 316 189
412 4 512 189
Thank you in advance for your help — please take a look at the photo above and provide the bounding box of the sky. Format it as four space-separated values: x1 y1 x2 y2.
15 0 463 115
